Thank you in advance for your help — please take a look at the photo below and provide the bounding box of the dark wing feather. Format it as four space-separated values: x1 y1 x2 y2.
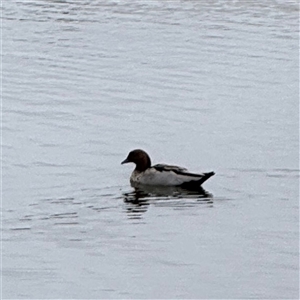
153 164 188 173
153 164 215 186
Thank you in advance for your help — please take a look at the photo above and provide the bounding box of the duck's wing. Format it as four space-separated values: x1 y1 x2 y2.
152 164 215 187
153 164 188 173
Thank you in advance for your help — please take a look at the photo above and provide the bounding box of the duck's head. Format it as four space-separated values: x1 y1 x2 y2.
121 149 151 172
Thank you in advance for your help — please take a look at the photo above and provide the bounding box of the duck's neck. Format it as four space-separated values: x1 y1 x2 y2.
134 155 151 172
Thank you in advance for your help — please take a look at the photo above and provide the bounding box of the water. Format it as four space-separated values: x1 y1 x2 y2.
2 0 299 299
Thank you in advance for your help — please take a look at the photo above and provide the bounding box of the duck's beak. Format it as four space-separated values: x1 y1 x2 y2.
121 158 130 164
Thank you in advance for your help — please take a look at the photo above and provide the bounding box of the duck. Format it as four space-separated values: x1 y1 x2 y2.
121 149 215 189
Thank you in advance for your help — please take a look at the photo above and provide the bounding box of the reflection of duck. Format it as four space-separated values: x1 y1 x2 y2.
121 149 214 189
129 183 212 198
123 184 213 218
123 189 150 218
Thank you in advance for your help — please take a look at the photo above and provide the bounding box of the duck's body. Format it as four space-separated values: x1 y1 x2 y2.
122 149 214 188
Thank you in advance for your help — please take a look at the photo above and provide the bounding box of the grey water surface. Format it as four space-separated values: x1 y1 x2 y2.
2 0 299 299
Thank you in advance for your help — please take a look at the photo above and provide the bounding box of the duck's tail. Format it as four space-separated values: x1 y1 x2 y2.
180 171 215 189
198 171 215 185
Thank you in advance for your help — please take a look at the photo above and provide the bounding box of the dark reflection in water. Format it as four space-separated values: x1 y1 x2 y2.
123 185 213 218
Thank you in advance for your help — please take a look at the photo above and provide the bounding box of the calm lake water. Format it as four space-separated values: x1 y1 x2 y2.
2 0 299 299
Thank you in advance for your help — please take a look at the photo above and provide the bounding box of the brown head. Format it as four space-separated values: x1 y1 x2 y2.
121 149 152 172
